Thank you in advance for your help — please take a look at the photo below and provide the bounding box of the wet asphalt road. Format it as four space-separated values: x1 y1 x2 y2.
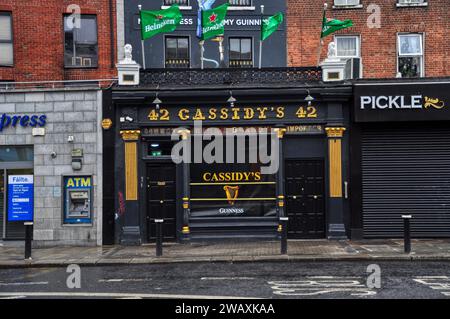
0 261 450 299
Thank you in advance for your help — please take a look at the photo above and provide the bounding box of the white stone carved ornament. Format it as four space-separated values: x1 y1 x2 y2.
327 42 337 59
124 44 133 63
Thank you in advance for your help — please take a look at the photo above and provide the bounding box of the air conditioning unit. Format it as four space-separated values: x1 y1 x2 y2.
344 57 362 79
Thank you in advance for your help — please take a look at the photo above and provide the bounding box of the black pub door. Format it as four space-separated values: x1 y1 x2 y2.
146 163 177 241
285 160 325 239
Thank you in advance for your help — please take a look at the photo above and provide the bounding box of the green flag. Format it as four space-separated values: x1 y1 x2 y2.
320 12 353 38
261 12 283 41
201 3 229 40
140 5 182 40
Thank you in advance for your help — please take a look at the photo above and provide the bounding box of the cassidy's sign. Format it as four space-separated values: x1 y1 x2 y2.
138 104 325 125
354 82 450 122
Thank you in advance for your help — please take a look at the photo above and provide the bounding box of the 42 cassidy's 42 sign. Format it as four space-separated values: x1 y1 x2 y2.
141 105 324 124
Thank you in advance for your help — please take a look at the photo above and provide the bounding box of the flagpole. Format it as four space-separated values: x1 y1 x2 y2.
138 4 146 70
317 3 327 66
259 5 264 69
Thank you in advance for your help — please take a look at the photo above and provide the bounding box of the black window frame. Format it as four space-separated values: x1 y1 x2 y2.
163 0 189 6
164 36 190 68
0 12 14 67
63 14 99 69
229 37 253 68
228 0 253 7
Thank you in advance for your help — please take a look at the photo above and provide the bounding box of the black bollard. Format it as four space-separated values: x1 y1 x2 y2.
24 222 33 260
155 219 164 257
280 217 289 255
402 215 412 254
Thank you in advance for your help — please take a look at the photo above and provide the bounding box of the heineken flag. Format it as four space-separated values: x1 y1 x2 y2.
261 12 283 41
197 0 217 39
201 3 229 40
140 5 182 40
320 12 353 38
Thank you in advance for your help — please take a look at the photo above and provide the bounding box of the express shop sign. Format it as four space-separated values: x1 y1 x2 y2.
0 113 47 132
354 82 450 122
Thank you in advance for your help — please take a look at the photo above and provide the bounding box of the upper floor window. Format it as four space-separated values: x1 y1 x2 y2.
335 35 360 58
229 37 253 68
229 0 253 7
397 0 426 5
397 33 423 78
164 0 189 5
0 12 13 66
165 36 190 68
334 0 360 6
64 15 98 68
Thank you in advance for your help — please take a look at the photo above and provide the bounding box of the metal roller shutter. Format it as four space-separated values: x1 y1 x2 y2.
362 128 450 238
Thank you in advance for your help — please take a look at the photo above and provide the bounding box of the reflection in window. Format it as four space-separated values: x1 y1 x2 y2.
398 34 423 78
0 12 13 66
64 15 98 68
165 36 190 68
229 37 253 68
0 146 33 162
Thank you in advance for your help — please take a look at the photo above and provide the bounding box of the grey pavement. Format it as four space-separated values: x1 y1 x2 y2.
1 239 450 268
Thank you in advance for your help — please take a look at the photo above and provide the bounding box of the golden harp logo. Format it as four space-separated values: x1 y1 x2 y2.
224 185 239 206
424 97 445 110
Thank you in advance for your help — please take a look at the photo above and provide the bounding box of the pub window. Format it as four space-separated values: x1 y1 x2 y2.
229 0 253 6
64 15 98 68
165 36 190 68
397 33 423 78
163 0 189 6
229 37 253 68
334 0 360 6
0 12 13 66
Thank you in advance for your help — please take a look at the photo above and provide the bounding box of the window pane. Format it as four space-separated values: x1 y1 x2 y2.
75 17 97 44
0 43 13 65
399 35 421 55
0 15 12 41
399 56 421 78
240 39 252 60
336 37 357 57
229 38 240 60
0 146 33 162
335 0 359 5
166 38 177 59
177 38 189 59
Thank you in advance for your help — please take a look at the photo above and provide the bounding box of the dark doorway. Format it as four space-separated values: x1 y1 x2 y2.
146 163 177 241
285 159 326 239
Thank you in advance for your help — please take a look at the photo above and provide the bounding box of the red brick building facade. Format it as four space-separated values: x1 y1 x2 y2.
287 0 450 78
0 0 116 83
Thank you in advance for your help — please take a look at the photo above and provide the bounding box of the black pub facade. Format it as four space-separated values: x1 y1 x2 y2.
102 69 353 244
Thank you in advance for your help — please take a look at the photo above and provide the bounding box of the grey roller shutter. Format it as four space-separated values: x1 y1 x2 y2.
362 128 450 238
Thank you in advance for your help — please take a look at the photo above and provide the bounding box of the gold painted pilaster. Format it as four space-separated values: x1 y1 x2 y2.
120 130 141 201
325 127 346 198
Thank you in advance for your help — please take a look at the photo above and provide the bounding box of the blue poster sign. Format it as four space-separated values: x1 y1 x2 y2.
7 175 34 222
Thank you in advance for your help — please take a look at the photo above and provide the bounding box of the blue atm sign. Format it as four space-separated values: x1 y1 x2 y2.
8 175 34 222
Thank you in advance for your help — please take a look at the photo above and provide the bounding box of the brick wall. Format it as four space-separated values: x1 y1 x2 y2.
287 0 450 78
0 0 116 83
0 89 103 246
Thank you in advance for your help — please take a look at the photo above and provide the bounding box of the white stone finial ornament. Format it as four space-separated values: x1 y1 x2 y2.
327 42 337 58
117 43 140 85
124 44 133 63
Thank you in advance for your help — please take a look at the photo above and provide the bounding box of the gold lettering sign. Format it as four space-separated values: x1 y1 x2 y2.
202 172 262 183
147 106 319 122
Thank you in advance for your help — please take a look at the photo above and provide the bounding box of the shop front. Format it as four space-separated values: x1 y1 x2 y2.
351 78 450 239
107 80 352 245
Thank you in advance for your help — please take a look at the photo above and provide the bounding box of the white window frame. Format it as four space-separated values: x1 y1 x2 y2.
0 12 14 67
397 0 428 8
334 35 360 59
397 33 424 77
333 0 362 8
